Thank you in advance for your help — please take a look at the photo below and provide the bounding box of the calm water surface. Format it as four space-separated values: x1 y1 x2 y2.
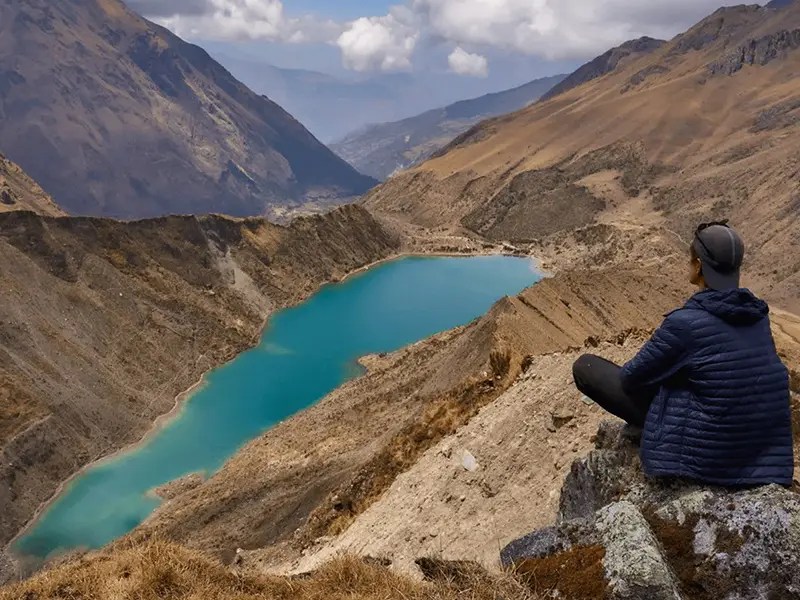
16 255 541 558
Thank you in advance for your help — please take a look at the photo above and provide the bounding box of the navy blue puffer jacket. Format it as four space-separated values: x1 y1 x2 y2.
620 289 793 487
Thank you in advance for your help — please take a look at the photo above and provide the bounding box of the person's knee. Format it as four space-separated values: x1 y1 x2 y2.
572 354 598 388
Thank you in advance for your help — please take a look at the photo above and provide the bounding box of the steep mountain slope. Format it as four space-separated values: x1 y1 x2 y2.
0 155 63 217
539 37 665 101
365 2 800 312
332 75 565 181
0 206 399 567
0 0 375 219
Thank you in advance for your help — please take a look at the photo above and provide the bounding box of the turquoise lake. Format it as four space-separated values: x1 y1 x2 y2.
15 255 541 559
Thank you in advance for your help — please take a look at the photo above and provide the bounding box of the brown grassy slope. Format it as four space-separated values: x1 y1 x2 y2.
0 539 534 600
0 0 374 219
136 229 689 571
0 155 63 217
0 206 399 550
364 3 800 311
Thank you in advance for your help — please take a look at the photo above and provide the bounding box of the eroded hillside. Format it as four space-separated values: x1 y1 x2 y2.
365 2 800 312
0 206 399 570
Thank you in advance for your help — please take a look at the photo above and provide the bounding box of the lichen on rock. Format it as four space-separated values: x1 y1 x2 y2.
502 421 800 600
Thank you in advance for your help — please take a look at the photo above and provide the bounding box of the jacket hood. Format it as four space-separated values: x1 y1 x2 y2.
685 288 769 325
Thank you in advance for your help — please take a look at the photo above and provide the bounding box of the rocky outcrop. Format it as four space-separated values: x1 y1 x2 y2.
709 29 800 76
462 142 663 242
502 422 800 599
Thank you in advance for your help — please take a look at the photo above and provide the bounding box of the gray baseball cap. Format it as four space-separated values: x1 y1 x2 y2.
692 222 745 291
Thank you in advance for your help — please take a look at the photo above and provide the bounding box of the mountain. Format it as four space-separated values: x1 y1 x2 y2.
539 37 665 102
331 74 566 181
366 2 800 311
0 154 64 217
0 0 375 219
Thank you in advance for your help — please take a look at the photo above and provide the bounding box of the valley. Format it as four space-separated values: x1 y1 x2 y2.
15 255 539 560
332 74 566 181
1 0 800 597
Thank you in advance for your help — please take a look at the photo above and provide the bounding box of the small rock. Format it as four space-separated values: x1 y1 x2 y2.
551 408 575 429
462 450 478 472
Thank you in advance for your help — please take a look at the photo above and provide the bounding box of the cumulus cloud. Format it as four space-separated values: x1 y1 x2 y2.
413 0 726 60
337 8 419 72
131 0 730 70
149 0 337 43
448 47 488 77
125 0 211 17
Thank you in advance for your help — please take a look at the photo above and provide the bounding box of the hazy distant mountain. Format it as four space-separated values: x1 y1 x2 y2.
0 0 375 219
204 53 416 143
331 74 566 181
206 47 570 143
767 0 796 8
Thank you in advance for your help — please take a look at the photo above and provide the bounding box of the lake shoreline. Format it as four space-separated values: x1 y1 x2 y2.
7 248 540 567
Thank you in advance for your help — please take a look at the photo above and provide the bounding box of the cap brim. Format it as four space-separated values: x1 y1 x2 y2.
702 263 741 291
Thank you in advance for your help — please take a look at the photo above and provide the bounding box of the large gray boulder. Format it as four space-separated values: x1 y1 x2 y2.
502 421 800 600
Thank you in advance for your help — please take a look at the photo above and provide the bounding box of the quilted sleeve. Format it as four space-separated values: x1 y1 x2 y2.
620 312 690 395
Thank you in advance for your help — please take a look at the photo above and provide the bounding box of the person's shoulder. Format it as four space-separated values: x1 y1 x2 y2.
660 304 706 329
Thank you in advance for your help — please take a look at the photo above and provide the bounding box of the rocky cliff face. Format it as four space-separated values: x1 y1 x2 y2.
0 206 399 559
0 0 375 219
709 28 800 75
503 421 800 599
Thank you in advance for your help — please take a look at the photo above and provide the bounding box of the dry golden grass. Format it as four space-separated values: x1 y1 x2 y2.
1 540 534 600
301 349 519 541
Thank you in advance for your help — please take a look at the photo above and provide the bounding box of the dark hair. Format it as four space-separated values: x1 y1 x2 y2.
690 242 699 261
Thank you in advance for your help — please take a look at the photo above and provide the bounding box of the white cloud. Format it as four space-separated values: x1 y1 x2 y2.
139 0 731 69
337 8 419 72
448 47 488 77
155 0 337 43
413 0 726 60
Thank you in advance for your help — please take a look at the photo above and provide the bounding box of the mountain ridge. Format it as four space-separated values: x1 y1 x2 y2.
331 74 566 181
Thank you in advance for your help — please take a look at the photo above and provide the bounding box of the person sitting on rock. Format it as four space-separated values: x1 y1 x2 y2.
572 221 794 487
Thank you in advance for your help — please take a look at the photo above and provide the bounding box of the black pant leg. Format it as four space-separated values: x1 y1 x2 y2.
572 354 653 428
